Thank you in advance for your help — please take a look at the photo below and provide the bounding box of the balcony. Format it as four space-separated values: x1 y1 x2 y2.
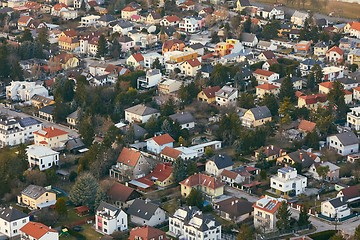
254 214 270 223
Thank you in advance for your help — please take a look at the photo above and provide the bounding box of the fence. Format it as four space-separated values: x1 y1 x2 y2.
317 213 358 222
256 225 312 240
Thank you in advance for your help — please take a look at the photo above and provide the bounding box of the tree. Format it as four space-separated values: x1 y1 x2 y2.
178 82 198 105
276 201 291 231
278 75 296 103
210 31 219 43
243 17 252 33
21 29 33 42
259 93 279 116
173 158 187 182
298 206 310 227
237 224 254 240
354 224 360 240
110 38 121 59
316 165 330 180
304 131 320 149
311 64 323 83
55 197 67 216
152 58 162 69
79 115 95 146
238 92 255 109
329 233 345 240
349 64 359 73
69 172 98 209
328 81 348 120
94 188 108 210
37 28 50 48
279 97 295 119
186 188 204 209
307 72 316 91
161 98 176 116
96 34 108 58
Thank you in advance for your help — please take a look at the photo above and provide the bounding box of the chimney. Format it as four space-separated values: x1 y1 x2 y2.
340 197 343 202
231 201 234 205
299 152 303 161
271 145 273 150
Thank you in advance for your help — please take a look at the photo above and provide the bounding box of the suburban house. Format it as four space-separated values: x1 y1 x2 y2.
179 16 204 33
241 106 272 128
146 133 175 154
291 11 309 26
297 93 328 110
0 206 29 238
38 105 55 122
137 69 162 89
107 182 142 208
348 49 360 67
323 66 344 81
160 15 181 26
294 41 312 54
6 81 49 101
130 163 173 190
188 141 222 157
197 86 221 104
327 132 359 156
33 127 69 150
162 39 185 53
127 53 144 68
253 69 280 84
125 104 160 123
160 146 182 162
26 145 60 171
169 206 221 240
254 145 286 161
127 199 166 227
277 150 320 169
17 185 57 210
205 154 234 176
58 29 79 51
354 86 360 101
346 107 360 130
321 197 350 219
298 119 317 136
109 147 152 180
309 162 340 181
169 112 195 129
121 4 141 19
253 195 284 232
256 83 279 98
180 58 201 77
66 110 79 128
214 197 253 223
20 222 59 240
344 21 360 38
326 46 344 63
30 95 55 109
95 202 128 235
215 86 238 106
220 169 247 186
299 59 322 76
337 186 360 203
180 173 225 198
240 32 258 47
129 226 167 240
314 42 329 56
270 167 307 197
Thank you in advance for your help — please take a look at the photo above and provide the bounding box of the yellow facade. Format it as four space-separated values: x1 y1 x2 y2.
180 184 224 198
348 53 360 67
242 110 272 127
19 192 56 209
62 57 79 70
197 91 215 104
170 52 197 63
255 87 279 98
155 174 173 187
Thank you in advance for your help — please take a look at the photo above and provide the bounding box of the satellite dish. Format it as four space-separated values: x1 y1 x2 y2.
148 25 156 33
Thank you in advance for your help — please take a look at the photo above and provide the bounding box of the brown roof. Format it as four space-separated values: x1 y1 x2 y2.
261 50 276 59
299 94 327 105
255 145 283 157
201 86 221 98
18 15 32 25
215 197 253 217
117 147 141 167
160 146 181 159
62 29 77 37
254 69 276 77
319 81 333 89
185 58 201 67
166 15 180 22
108 182 139 202
131 53 144 62
33 127 68 138
150 133 175 145
180 173 225 190
220 169 239 179
162 39 184 50
20 222 57 239
129 226 167 240
298 119 316 132
256 83 279 90
339 186 360 200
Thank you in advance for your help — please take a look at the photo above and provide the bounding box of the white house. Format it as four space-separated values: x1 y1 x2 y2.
111 20 133 35
179 16 202 33
169 206 221 240
347 107 360 131
240 33 258 47
142 52 164 69
169 112 195 129
6 81 48 101
323 66 344 81
0 206 29 238
137 69 162 89
95 202 127 235
291 11 309 27
127 199 166 227
321 197 351 219
327 132 359 156
257 7 284 20
125 104 160 123
253 195 284 232
270 167 307 197
215 86 238 106
146 133 175 154
253 69 280 84
308 162 340 181
205 154 234 176
188 141 222 157
80 15 101 27
20 221 59 240
119 36 135 52
27 145 60 171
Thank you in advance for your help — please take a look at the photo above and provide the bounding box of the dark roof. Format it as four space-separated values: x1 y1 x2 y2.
339 186 360 200
210 154 234 169
215 197 253 217
238 0 251 7
66 138 85 151
108 182 141 202
240 33 256 43
18 117 41 127
173 206 220 231
333 132 359 146
337 77 358 85
0 206 27 222
162 26 176 37
189 43 204 50
127 199 161 220
249 106 272 120
201 64 214 74
329 197 347 208
98 14 116 23
301 58 322 66
39 105 54 115
133 124 148 139
316 18 327 27
97 202 121 215
287 150 315 168
169 112 195 125
274 76 305 84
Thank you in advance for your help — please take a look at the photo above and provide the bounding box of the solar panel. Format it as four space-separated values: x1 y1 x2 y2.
267 202 276 210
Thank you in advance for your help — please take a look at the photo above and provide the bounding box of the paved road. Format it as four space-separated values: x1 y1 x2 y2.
0 105 79 138
225 186 360 235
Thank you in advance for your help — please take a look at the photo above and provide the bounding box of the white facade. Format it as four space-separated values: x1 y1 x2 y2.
179 17 201 33
0 207 29 238
124 105 160 123
347 107 360 131
327 133 359 156
143 52 164 69
215 86 238 106
6 81 49 101
80 15 101 27
321 197 351 219
137 69 162 89
146 139 173 154
291 11 309 27
175 147 198 160
169 207 221 240
323 66 344 81
188 141 222 157
95 203 128 235
130 208 166 227
270 167 307 196
205 160 232 176
27 145 59 171
253 196 284 232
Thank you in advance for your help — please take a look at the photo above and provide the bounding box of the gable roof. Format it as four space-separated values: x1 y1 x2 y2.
255 145 283 157
117 147 142 167
129 226 166 240
169 112 195 125
287 150 316 168
328 197 347 208
108 182 141 202
298 120 316 132
166 15 180 22
201 86 221 98
20 222 57 239
299 94 327 105
180 173 225 190
215 197 253 217
163 39 184 50
131 53 144 62
240 32 256 42
254 69 276 77
327 46 344 56
160 146 182 159
261 50 276 59
21 185 48 199
39 105 54 115
209 154 234 169
0 206 27 222
144 163 173 182
249 106 272 120
33 126 68 138
220 169 240 179
253 196 282 214
149 133 175 145
332 132 359 146
125 104 159 116
256 83 279 90
185 58 201 67
338 186 360 200
127 199 161 220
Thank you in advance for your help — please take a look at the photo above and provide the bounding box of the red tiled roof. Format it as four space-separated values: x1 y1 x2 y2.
18 15 32 24
180 173 225 190
162 39 184 50
150 133 175 145
117 147 141 167
145 163 173 182
122 6 136 11
339 186 360 200
20 222 57 239
201 86 221 98
34 127 68 138
166 15 180 22
319 81 333 89
129 226 167 240
53 3 67 11
326 46 344 56
253 196 282 214
62 29 77 37
256 83 279 90
299 94 327 105
344 89 352 95
160 146 181 159
298 120 316 132
254 69 275 77
354 86 360 92
220 169 239 179
131 53 144 62
185 58 201 67
350 22 360 31
295 90 304 97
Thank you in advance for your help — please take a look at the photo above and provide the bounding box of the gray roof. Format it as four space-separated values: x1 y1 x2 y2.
314 41 327 48
67 110 79 120
118 36 134 43
173 206 220 231
0 206 27 222
189 43 204 50
328 197 347 208
337 77 358 85
127 199 160 220
249 106 271 120
333 132 359 146
97 202 122 218
98 14 116 23
112 20 133 28
210 154 234 169
238 0 251 7
287 150 314 168
125 104 159 116
215 197 253 217
240 33 256 43
169 112 195 125
21 185 48 200
66 138 85 151
18 117 41 127
39 105 54 115
133 124 148 139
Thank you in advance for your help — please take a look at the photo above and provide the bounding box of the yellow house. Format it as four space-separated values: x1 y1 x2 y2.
297 93 327 110
54 52 80 70
348 49 360 67
169 52 198 63
241 106 272 128
58 30 79 51
146 12 161 25
121 6 139 20
33 126 69 149
180 58 201 77
314 42 328 57
254 145 286 161
31 95 55 109
180 173 224 198
18 185 57 209
255 83 279 98
197 86 221 104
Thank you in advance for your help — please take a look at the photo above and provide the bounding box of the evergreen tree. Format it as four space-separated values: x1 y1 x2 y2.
329 233 345 240
186 188 204 209
21 29 33 42
311 64 323 83
259 93 279 116
354 224 360 240
243 17 252 33
10 61 24 81
173 158 187 182
298 206 310 227
37 28 50 48
276 201 291 231
79 115 95 146
111 38 121 59
307 72 316 91
304 130 320 150
237 224 254 240
55 197 67 216
96 34 108 58
94 188 108 210
151 58 162 69
238 92 255 109
69 172 98 209
278 75 296 103
328 81 347 120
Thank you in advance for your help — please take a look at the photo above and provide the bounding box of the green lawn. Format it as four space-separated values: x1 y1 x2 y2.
81 224 102 239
